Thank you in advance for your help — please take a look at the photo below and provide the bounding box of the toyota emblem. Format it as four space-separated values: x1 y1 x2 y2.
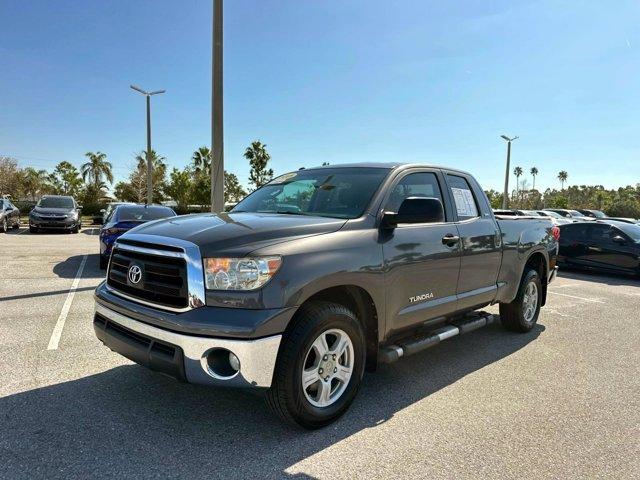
128 265 142 284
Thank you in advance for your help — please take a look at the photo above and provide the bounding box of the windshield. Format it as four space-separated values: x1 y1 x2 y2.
569 210 586 217
232 167 390 219
115 206 176 222
617 223 640 242
539 210 562 219
590 210 606 218
522 210 541 216
38 197 74 209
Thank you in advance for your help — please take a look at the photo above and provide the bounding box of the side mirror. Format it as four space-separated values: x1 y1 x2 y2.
612 235 627 245
382 197 444 229
5 206 13 212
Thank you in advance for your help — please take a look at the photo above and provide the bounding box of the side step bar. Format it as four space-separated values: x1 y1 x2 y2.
380 312 495 364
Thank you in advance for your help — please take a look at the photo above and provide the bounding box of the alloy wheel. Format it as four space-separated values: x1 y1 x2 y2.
301 328 354 408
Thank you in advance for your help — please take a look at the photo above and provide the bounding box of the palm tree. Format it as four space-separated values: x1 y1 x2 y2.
513 166 523 197
81 152 113 188
530 167 538 190
558 170 568 189
244 140 273 189
192 146 212 176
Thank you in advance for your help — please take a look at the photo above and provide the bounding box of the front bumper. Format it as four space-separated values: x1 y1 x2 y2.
548 266 558 283
30 217 79 229
94 302 282 388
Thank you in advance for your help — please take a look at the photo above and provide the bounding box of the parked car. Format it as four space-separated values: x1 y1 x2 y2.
29 195 82 233
98 202 134 225
0 199 21 232
604 217 639 224
577 209 606 219
93 163 558 428
535 210 574 225
496 209 546 217
543 208 593 221
99 204 177 269
558 220 640 276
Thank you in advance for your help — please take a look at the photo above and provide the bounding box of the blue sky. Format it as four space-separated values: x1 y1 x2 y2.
1 0 639 192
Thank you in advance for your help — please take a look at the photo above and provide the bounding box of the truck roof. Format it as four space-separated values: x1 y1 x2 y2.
306 162 472 176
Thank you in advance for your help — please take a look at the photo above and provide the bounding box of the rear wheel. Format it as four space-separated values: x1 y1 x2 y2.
29 226 38 233
499 268 542 332
266 301 365 429
1 218 6 233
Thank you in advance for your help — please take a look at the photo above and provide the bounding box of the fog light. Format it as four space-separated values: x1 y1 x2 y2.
205 348 240 379
228 351 240 372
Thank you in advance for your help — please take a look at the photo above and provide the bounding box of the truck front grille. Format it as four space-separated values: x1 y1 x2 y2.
107 245 189 309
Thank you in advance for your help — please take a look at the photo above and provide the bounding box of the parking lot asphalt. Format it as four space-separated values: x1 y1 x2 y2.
0 228 638 479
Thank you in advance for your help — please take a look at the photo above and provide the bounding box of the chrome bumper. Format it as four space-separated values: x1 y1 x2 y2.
95 303 282 388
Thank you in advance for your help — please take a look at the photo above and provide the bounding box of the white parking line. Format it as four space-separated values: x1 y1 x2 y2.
547 291 605 304
47 254 88 350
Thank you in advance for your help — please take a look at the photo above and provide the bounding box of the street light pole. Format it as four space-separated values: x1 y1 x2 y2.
130 85 166 205
500 135 518 209
211 0 224 212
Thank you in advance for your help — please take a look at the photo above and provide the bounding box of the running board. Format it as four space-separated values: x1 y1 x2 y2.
380 312 495 364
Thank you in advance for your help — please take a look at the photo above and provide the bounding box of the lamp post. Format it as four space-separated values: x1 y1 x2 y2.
500 135 518 209
211 0 224 212
130 85 166 204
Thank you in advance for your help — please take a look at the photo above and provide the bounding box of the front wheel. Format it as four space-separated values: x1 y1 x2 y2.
266 301 365 429
499 268 542 333
1 218 7 233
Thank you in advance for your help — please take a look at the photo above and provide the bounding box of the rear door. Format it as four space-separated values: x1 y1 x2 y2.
558 223 591 266
381 169 461 333
443 173 502 310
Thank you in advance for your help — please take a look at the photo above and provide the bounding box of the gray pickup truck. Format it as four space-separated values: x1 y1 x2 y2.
94 163 558 428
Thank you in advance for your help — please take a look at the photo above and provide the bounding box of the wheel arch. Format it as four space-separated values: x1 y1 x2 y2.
523 250 548 306
288 284 380 372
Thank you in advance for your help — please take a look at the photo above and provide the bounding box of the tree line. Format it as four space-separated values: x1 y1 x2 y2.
484 167 640 218
0 140 274 214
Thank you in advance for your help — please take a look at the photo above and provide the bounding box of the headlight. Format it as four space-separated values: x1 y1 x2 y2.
204 256 281 291
67 212 78 219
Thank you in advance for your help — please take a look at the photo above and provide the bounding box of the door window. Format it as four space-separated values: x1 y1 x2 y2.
447 175 479 220
386 172 444 214
588 224 612 243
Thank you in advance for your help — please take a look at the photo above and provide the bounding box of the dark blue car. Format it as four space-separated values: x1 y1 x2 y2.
99 204 177 269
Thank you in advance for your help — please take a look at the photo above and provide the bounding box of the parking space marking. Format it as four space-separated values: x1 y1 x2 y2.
47 254 88 350
547 291 605 303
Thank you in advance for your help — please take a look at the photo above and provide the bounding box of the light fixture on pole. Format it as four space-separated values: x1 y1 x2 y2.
500 135 518 209
130 85 166 205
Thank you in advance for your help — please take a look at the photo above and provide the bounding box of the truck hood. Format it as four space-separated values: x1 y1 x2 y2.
121 212 347 256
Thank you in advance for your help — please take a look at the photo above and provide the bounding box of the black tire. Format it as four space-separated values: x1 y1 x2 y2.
265 301 366 429
12 221 19 230
499 268 542 333
29 226 37 234
99 256 108 270
1 218 6 233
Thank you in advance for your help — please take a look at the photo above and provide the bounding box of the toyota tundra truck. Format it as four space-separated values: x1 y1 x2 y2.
93 163 559 428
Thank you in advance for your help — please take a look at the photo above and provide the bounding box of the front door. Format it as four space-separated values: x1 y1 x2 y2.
381 170 461 333
586 224 639 272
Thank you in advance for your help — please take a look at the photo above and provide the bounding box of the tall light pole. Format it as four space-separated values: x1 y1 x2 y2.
211 0 224 212
130 85 165 204
500 135 518 209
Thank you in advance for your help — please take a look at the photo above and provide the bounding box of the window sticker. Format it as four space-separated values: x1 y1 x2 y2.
451 187 478 218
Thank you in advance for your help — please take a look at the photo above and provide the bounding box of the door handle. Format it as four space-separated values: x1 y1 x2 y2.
442 234 460 246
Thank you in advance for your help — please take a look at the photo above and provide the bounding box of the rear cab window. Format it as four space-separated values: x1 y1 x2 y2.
446 175 480 221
